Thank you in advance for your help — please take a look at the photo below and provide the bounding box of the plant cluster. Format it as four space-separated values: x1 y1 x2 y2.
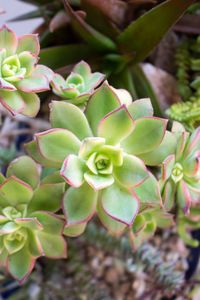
0 4 199 284
167 35 200 131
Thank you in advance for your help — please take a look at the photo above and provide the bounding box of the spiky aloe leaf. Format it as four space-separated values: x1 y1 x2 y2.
117 0 195 63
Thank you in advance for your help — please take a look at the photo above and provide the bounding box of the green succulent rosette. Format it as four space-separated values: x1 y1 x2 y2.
26 83 175 236
51 61 105 106
0 25 53 116
0 156 66 283
160 122 200 214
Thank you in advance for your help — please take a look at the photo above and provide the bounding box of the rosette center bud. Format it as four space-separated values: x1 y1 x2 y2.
2 206 22 220
1 54 26 82
171 162 183 183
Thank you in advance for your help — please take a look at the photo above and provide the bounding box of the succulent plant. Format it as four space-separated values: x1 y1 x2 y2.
25 82 176 236
160 122 200 214
167 35 200 130
0 156 66 283
131 208 174 248
0 25 53 116
51 60 104 105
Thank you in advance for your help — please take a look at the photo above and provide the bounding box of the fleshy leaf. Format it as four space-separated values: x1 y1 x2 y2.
128 98 153 119
97 199 127 236
19 91 40 117
17 34 40 55
30 212 64 235
50 101 92 140
18 51 38 76
101 182 139 225
177 181 192 214
84 172 114 190
0 90 25 115
36 231 67 258
98 105 134 145
162 181 176 211
61 155 85 188
63 223 87 237
0 177 33 207
133 173 162 206
28 183 65 213
6 156 41 189
161 154 175 181
25 141 61 168
85 83 120 135
138 131 176 166
79 137 105 159
16 74 49 93
0 25 17 55
7 245 35 283
122 117 167 155
63 182 97 225
36 129 81 164
0 78 16 91
114 154 148 187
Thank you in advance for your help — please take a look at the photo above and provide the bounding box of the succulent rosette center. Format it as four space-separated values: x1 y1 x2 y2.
1 53 27 82
171 162 183 183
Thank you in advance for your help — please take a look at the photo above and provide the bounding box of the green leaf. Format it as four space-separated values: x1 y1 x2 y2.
133 173 162 206
85 83 120 135
162 180 176 211
19 92 40 118
63 182 97 225
17 34 40 56
36 231 67 258
30 211 64 235
98 105 134 145
40 44 94 69
0 90 25 115
28 183 65 213
117 0 194 63
63 223 87 237
128 98 153 120
84 172 114 190
61 155 85 188
27 230 43 257
8 245 35 283
114 154 148 188
6 156 41 189
25 141 61 168
0 177 33 207
0 25 17 55
97 199 127 236
122 117 167 155
36 129 81 165
138 131 176 166
63 0 117 52
177 181 192 214
50 101 93 140
101 182 139 225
